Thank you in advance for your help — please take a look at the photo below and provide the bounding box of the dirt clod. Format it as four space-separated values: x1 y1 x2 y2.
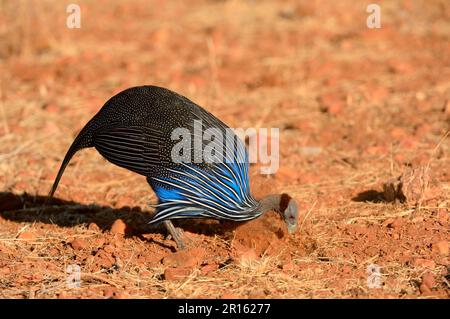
382 218 403 229
382 166 437 206
164 267 192 281
162 248 205 269
88 223 100 231
319 92 345 115
420 272 436 294
419 283 431 294
201 263 219 275
103 287 121 299
231 211 287 256
398 167 432 207
432 241 448 256
70 238 87 250
110 219 127 235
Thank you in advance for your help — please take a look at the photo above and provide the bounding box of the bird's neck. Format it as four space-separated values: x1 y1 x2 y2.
257 193 291 214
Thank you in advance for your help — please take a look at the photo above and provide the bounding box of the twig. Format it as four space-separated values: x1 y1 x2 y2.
299 200 317 232
15 224 30 238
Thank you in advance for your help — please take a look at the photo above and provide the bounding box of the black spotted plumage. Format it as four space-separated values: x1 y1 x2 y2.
48 85 299 249
50 86 259 223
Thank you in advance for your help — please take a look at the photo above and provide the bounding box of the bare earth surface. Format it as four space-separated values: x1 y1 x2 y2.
0 0 449 298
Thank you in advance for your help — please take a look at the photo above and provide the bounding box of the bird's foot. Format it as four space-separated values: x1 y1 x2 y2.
163 220 189 250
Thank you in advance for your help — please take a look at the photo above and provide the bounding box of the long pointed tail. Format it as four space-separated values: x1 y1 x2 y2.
47 124 94 202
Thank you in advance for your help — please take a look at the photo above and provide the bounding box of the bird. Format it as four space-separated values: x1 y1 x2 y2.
48 85 299 249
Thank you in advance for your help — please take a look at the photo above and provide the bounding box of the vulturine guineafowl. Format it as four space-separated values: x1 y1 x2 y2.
48 86 299 249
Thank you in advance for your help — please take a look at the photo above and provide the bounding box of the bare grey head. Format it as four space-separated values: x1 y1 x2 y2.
282 196 299 234
258 193 299 234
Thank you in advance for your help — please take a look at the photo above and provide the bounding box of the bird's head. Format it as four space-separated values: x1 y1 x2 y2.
259 193 299 234
279 193 299 234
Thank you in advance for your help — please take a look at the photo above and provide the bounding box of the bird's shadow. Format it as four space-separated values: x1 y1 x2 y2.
0 192 239 248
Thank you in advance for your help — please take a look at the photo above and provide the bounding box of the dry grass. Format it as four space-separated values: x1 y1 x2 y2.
0 0 449 299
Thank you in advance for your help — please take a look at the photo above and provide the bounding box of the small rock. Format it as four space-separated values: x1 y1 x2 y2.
162 248 205 269
110 219 127 235
437 209 448 223
391 218 403 229
70 238 87 250
421 272 435 290
382 218 395 227
88 222 100 231
95 249 115 269
103 287 118 298
111 236 124 248
382 217 403 229
319 92 345 115
43 102 59 113
399 166 431 207
17 232 35 240
419 283 431 294
382 166 434 206
432 241 448 256
164 267 192 281
201 263 219 275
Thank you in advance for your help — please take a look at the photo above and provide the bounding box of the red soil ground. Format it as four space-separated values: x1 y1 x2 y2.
0 0 448 298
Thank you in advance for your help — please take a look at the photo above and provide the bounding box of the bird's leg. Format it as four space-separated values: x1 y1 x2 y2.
163 220 186 250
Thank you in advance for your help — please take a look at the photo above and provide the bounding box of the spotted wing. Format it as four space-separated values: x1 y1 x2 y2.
148 111 260 224
93 125 164 176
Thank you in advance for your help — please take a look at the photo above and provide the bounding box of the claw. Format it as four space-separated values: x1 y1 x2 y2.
163 220 186 250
